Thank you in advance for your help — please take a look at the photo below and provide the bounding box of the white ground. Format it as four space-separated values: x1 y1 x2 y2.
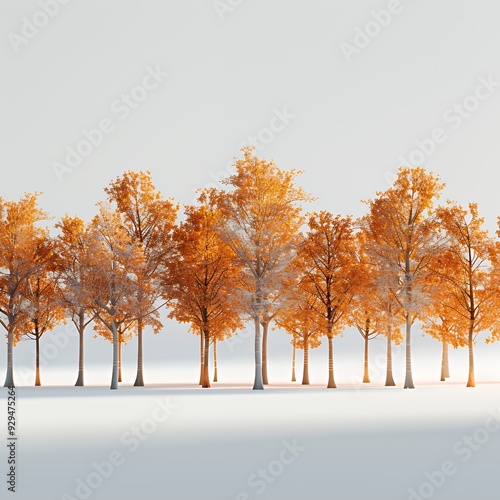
2 376 500 500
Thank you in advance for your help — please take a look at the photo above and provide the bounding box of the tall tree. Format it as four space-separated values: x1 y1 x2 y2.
168 193 243 388
217 148 311 390
56 215 96 386
430 201 495 387
364 167 444 389
294 211 361 388
104 171 178 386
0 193 50 388
88 203 144 390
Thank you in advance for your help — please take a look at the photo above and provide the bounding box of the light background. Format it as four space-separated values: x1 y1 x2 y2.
1 0 500 387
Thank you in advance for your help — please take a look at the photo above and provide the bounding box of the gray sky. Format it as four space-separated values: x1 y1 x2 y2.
2 1 500 385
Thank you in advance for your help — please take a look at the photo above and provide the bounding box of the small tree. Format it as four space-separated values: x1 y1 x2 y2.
294 211 361 388
56 215 96 386
0 193 50 388
168 193 243 388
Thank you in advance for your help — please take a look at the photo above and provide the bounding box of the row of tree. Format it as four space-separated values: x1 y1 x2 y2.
2 148 500 390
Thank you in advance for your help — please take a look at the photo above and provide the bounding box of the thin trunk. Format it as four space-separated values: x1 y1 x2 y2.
253 314 264 390
327 334 337 389
201 332 210 388
118 336 123 383
466 325 475 388
213 338 218 382
385 323 396 386
110 320 119 390
35 333 41 386
134 317 144 386
440 340 449 382
404 311 414 389
302 337 310 385
199 329 204 385
75 312 85 386
363 333 370 383
291 344 296 382
3 321 15 388
262 320 269 385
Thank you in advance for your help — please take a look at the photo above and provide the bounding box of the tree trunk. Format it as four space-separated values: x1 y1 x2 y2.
262 320 269 385
201 332 210 388
403 311 414 389
199 329 204 385
327 334 337 389
110 321 119 390
75 313 85 386
134 317 145 386
253 314 264 390
291 344 296 382
118 337 123 383
213 338 218 382
385 324 396 386
35 333 41 386
440 340 449 382
302 337 310 385
363 333 370 383
3 322 15 388
466 325 475 388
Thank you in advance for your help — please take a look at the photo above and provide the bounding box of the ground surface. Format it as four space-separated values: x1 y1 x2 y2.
1 380 500 500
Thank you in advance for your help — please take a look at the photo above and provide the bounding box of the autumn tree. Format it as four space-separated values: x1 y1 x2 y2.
0 193 50 388
217 148 311 390
20 235 66 386
353 226 403 386
294 211 362 388
364 167 444 389
276 293 321 385
104 171 178 386
168 192 243 388
88 203 144 390
429 201 495 387
56 215 96 386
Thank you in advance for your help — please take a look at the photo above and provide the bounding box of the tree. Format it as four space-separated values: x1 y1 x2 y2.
364 167 444 389
88 203 144 390
217 148 312 390
20 235 66 386
104 171 178 386
351 228 403 386
294 211 361 388
276 293 321 385
56 215 96 386
0 193 50 388
168 193 243 388
430 201 495 387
